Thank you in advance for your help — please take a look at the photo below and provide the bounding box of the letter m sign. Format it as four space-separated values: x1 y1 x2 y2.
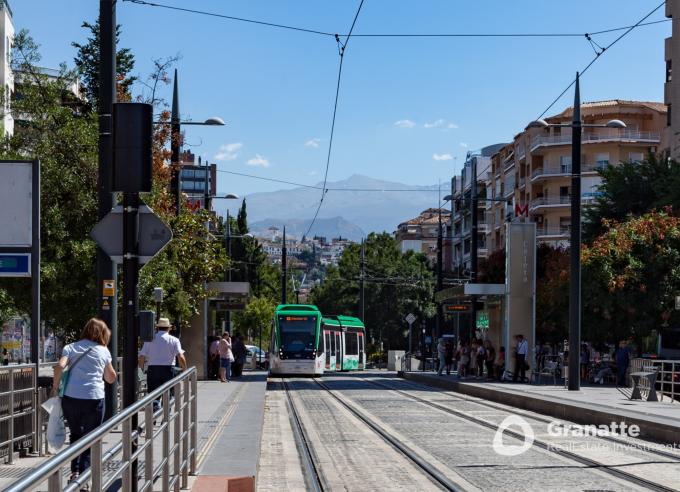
515 203 529 217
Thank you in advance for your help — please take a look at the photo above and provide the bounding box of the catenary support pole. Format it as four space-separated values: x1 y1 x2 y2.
98 0 118 420
171 70 181 217
568 73 582 391
436 209 443 341
359 240 365 322
470 158 478 341
281 227 287 304
122 192 139 490
30 159 40 453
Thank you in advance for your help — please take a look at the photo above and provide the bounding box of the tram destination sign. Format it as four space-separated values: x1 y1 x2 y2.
0 253 30 277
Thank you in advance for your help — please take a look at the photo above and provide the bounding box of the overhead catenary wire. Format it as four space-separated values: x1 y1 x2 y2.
303 0 365 240
123 0 669 39
536 1 666 120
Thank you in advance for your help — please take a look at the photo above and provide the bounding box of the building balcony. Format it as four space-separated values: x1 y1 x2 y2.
529 130 661 153
536 226 570 239
530 162 601 181
529 194 598 211
478 223 491 234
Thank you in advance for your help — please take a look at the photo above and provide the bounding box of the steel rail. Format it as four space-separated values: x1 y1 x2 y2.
386 375 680 463
310 378 462 491
281 379 325 492
362 376 678 492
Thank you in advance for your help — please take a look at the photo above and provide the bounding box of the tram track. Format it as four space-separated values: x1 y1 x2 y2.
357 375 679 492
280 377 462 491
281 379 326 492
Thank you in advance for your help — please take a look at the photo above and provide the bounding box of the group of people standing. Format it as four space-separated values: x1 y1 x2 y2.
210 332 248 382
435 334 531 382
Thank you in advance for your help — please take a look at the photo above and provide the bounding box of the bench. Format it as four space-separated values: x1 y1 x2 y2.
629 370 659 402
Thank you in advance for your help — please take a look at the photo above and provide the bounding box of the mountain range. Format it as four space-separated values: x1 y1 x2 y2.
213 174 443 239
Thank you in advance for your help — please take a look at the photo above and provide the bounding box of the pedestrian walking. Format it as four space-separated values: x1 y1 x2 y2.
495 346 506 381
231 334 247 377
615 340 631 386
444 339 454 375
209 337 220 380
458 341 470 378
580 343 590 380
512 334 529 382
138 317 187 407
484 340 495 379
436 338 447 376
52 318 117 487
469 340 478 377
476 341 486 377
218 332 234 382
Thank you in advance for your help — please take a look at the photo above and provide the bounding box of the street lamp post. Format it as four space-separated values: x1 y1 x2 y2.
168 69 225 216
528 72 626 391
437 194 453 342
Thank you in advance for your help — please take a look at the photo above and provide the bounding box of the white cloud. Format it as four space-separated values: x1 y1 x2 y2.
305 138 321 148
424 118 445 129
447 123 459 129
433 153 453 161
247 154 270 168
214 142 243 161
394 119 416 128
459 142 469 148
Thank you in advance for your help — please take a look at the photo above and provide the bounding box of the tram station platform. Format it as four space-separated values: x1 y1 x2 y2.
402 371 680 445
0 372 267 492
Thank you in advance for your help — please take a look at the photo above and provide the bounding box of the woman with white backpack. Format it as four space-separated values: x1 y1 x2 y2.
52 318 117 488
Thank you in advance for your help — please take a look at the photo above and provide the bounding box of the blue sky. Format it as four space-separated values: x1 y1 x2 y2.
12 0 670 202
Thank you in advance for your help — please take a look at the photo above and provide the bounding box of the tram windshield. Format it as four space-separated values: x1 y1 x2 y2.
278 315 318 358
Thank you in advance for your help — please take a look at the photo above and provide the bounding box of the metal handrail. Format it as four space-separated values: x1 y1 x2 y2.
3 366 198 492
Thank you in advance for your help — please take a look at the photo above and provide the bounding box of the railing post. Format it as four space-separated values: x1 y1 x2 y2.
181 378 189 489
8 368 14 465
173 381 181 492
31 367 38 455
123 419 132 491
162 388 170 492
190 372 197 475
92 440 103 491
47 470 62 492
145 404 154 486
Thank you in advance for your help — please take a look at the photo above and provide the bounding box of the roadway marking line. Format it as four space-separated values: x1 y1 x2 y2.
194 383 247 470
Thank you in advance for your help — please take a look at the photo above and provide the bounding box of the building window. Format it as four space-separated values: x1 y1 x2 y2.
668 104 672 127
560 155 571 173
667 59 673 83
595 153 609 169
629 152 644 164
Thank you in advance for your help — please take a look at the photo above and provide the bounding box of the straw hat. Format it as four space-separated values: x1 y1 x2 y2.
156 317 172 329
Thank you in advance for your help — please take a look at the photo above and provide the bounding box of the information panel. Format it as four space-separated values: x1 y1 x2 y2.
0 162 33 247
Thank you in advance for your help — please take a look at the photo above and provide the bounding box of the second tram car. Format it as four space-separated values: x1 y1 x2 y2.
269 304 325 376
321 315 366 372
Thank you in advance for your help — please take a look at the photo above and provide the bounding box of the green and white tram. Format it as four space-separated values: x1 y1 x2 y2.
269 304 325 376
321 315 366 372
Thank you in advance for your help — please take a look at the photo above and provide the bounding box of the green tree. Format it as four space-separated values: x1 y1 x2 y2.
0 30 99 339
582 210 680 343
72 20 137 108
310 233 435 350
233 295 276 345
584 153 680 242
535 244 569 344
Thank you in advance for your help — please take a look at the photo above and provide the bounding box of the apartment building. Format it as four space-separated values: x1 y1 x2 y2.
483 100 665 250
395 208 451 266
666 0 680 158
178 150 217 210
449 144 506 272
0 0 13 136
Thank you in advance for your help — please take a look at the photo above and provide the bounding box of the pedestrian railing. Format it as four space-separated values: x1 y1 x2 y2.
629 358 679 403
0 362 58 463
3 366 198 492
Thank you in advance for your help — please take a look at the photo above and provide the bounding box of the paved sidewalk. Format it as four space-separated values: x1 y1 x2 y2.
402 371 680 444
0 372 268 491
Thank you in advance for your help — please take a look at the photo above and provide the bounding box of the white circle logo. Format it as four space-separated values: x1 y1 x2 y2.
492 415 535 457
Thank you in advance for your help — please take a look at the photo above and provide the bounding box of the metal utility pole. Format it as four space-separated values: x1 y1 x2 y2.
568 73 582 391
98 0 118 420
436 209 443 341
469 159 478 341
203 157 211 212
359 240 365 322
281 227 287 304
171 70 181 216
224 211 231 332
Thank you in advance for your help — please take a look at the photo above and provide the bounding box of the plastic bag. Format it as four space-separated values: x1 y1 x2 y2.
42 397 66 451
